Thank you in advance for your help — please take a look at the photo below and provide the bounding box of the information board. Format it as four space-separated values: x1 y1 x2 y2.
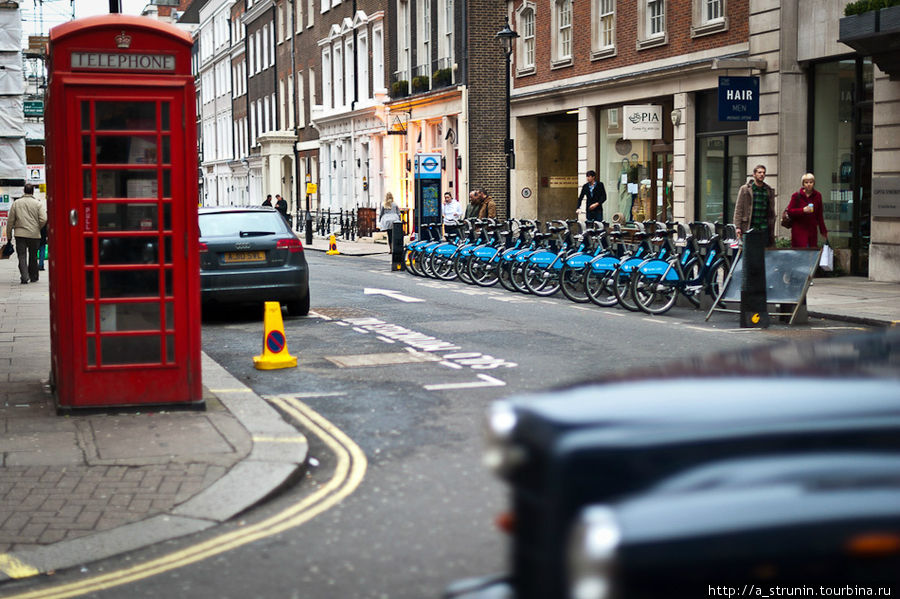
708 248 821 324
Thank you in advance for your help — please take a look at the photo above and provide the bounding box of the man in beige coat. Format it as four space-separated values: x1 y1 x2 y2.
7 184 48 284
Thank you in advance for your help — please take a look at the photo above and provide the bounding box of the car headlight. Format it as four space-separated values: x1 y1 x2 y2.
568 506 621 599
482 401 526 477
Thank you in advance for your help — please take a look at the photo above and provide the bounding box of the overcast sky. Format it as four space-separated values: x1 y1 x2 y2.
21 0 147 41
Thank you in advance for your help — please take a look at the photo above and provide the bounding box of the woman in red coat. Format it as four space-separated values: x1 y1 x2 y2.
786 173 828 248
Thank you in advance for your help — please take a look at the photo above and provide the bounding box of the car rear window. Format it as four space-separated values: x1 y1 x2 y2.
199 212 288 238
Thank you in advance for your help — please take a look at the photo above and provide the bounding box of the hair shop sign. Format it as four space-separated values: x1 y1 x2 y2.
623 105 662 140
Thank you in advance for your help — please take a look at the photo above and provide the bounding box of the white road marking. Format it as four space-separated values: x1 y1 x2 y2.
363 288 426 303
424 374 507 391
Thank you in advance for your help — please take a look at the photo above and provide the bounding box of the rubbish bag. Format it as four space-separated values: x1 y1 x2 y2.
819 243 833 272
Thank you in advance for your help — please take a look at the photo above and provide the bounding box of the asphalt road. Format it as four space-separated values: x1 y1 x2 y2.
10 251 862 599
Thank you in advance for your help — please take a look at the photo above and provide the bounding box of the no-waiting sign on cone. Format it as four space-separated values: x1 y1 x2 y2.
326 234 340 255
253 302 298 370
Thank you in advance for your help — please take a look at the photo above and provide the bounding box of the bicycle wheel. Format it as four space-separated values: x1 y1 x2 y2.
468 257 500 287
432 253 457 280
612 265 640 312
405 248 422 276
510 261 531 293
498 259 516 291
559 264 589 303
420 251 436 277
528 267 560 296
455 254 475 284
632 270 678 315
706 259 730 305
677 259 702 308
585 268 618 307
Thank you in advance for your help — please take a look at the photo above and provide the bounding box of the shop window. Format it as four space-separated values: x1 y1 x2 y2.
517 3 536 74
811 59 873 274
692 0 727 37
694 91 747 224
551 0 573 68
637 0 667 50
592 0 616 60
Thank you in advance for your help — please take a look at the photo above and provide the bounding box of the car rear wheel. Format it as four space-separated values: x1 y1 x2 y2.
287 293 310 316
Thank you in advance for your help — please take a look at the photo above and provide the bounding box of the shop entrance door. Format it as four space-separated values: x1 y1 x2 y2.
60 89 193 405
651 148 673 222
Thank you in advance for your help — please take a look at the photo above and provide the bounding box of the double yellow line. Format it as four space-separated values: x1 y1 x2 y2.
1 397 366 599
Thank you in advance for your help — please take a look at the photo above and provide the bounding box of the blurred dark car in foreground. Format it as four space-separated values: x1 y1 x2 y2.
199 207 309 316
446 328 900 599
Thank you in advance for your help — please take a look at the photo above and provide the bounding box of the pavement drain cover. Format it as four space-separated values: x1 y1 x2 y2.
325 352 441 368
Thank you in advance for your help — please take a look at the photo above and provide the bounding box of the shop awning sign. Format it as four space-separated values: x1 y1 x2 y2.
718 76 759 121
623 105 662 140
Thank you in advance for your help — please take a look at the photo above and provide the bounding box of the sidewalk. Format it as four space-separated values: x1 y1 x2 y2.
305 234 900 326
0 256 307 583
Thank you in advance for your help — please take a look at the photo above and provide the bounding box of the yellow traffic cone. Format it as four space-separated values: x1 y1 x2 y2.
253 302 298 370
326 234 340 255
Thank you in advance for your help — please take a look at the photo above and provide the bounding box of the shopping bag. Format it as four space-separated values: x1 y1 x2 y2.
1 241 13 259
819 244 833 272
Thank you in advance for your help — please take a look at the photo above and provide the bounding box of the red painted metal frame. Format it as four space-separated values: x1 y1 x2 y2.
46 15 201 408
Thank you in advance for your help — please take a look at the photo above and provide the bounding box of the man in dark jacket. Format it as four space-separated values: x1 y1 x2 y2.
578 170 606 222
275 194 288 220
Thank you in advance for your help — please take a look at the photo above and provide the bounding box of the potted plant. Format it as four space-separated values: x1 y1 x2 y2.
391 80 409 98
840 0 900 40
411 75 430 93
432 68 452 88
839 0 900 77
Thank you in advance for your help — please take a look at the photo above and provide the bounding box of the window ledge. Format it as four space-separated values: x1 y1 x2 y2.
691 18 728 38
636 34 667 51
550 57 573 70
516 66 536 77
591 46 616 61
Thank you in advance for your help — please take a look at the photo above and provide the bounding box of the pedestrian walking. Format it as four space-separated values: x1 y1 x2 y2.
441 192 463 238
379 192 402 248
275 194 288 220
6 183 47 284
477 189 497 220
734 164 776 247
577 169 607 223
786 173 828 249
262 194 272 207
38 223 47 271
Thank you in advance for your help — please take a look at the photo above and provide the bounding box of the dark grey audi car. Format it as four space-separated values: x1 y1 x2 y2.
198 206 309 316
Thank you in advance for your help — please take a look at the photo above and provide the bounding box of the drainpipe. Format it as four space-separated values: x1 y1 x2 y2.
289 0 301 230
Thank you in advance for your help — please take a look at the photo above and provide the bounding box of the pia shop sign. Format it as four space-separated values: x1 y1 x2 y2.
623 105 662 140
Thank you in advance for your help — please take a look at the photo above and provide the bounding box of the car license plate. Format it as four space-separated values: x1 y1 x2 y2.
224 251 266 263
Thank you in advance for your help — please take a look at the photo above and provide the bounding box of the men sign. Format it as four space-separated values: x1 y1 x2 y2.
718 76 760 121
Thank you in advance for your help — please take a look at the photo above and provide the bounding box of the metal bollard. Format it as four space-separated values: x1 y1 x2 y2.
391 221 405 271
740 229 769 328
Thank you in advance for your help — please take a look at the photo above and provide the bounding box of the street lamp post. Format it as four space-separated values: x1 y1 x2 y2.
496 22 518 219
305 171 313 245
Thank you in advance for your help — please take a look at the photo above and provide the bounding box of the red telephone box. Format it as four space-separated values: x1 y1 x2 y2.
46 16 202 409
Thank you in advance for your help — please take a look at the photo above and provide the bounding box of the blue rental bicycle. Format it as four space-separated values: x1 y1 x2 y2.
629 221 731 315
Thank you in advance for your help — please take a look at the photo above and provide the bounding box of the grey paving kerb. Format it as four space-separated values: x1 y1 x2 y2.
0 257 307 583
1 237 899 585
